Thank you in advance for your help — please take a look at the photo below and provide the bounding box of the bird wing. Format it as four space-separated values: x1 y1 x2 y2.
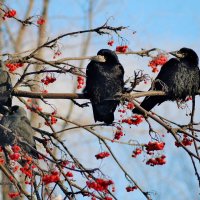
153 58 180 91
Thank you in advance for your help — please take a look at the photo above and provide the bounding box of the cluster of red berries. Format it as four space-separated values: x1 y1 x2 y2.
86 178 114 192
126 186 137 192
122 115 143 125
8 192 20 199
66 171 73 177
185 96 192 101
45 111 57 126
3 9 16 20
148 54 168 73
116 45 128 53
41 75 56 85
145 141 165 154
107 40 114 46
91 197 112 200
113 129 124 140
0 158 4 164
77 76 85 89
146 155 166 166
53 50 62 59
175 135 193 147
42 171 60 185
6 62 24 72
95 151 110 160
37 17 45 25
126 102 135 110
9 153 20 161
132 148 142 158
20 163 33 178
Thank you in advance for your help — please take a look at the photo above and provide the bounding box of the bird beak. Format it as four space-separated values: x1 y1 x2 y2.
90 55 106 62
169 51 184 58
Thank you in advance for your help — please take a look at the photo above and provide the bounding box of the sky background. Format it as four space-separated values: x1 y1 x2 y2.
4 0 200 200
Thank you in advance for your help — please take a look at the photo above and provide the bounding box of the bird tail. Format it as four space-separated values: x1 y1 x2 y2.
132 96 165 114
92 101 118 124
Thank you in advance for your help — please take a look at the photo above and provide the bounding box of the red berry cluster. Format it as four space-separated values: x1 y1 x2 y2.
116 45 128 53
42 171 60 185
126 102 135 110
146 155 166 166
37 17 45 25
107 40 114 46
6 62 24 72
20 163 33 178
77 76 85 89
45 111 57 126
91 197 112 200
122 115 143 125
95 151 110 160
148 54 168 73
132 148 142 158
126 186 137 192
185 96 192 101
145 141 165 154
41 75 56 85
113 129 124 140
9 153 20 161
53 50 62 59
12 145 21 153
66 171 73 177
3 9 16 20
175 135 193 147
86 178 114 192
8 192 20 199
0 158 4 164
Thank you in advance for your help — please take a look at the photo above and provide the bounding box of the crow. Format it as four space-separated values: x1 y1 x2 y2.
132 47 199 114
84 49 124 124
0 105 38 158
0 62 12 114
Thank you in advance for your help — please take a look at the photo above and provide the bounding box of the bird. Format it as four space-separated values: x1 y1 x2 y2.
0 105 38 158
0 62 12 114
132 47 200 114
84 49 124 124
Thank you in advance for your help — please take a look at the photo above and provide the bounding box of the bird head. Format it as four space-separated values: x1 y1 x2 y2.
170 47 199 66
11 105 27 116
90 49 119 64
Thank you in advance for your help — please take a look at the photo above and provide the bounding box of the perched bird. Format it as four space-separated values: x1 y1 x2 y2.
0 62 12 114
132 47 200 114
84 49 124 124
0 105 38 158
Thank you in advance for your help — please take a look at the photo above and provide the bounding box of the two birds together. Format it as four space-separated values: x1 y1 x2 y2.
0 64 37 158
84 48 200 124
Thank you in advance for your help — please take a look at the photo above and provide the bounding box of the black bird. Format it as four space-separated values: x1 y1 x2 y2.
0 106 38 158
84 49 124 124
0 62 12 114
132 47 199 114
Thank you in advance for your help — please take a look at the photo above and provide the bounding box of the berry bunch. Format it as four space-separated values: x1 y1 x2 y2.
6 63 24 72
41 75 56 85
3 9 16 20
145 141 165 154
122 115 143 125
66 171 73 177
8 192 20 199
107 40 114 46
175 135 193 147
77 76 85 89
37 17 45 25
95 152 110 160
146 155 166 166
126 186 137 192
148 54 168 73
86 178 114 192
42 171 60 185
45 111 57 126
132 148 142 158
116 45 128 53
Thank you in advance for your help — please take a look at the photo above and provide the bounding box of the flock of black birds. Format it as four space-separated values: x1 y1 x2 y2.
0 47 199 158
85 47 200 123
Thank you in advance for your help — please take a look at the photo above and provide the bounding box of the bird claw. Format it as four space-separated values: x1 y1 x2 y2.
71 100 90 108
